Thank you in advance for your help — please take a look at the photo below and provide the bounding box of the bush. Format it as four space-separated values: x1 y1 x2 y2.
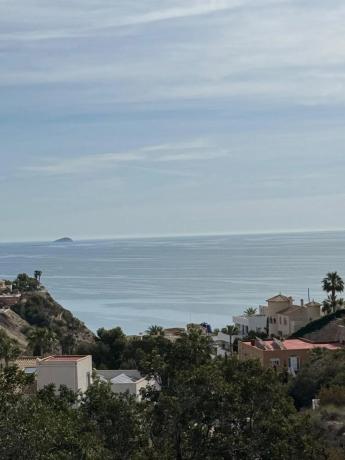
291 309 345 338
319 386 345 407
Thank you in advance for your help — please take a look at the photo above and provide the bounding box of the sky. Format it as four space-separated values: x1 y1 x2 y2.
1 0 345 241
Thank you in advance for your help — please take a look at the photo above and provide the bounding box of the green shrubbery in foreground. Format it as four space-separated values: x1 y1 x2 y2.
0 331 334 460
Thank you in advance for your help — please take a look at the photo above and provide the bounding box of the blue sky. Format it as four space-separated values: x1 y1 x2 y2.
1 0 345 241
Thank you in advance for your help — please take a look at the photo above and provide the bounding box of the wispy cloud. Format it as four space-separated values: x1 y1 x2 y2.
23 140 229 176
0 1 256 42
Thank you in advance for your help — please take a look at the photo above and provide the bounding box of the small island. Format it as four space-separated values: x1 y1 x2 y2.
54 237 73 243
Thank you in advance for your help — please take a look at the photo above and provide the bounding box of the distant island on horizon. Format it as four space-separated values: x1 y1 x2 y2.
54 237 73 243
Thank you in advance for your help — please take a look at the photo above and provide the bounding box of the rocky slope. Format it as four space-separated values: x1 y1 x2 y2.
1 290 95 352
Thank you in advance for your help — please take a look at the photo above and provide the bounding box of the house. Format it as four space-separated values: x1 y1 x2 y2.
0 293 21 308
0 280 6 292
239 338 341 372
266 294 321 337
96 369 155 400
163 327 185 342
37 355 92 393
212 331 232 356
233 309 267 338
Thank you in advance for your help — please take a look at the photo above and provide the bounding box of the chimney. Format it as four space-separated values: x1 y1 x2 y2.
301 299 304 307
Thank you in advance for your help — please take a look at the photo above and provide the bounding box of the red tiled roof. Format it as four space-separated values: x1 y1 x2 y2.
41 355 88 362
243 339 342 351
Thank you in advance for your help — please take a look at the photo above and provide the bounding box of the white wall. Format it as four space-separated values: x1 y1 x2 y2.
37 356 92 393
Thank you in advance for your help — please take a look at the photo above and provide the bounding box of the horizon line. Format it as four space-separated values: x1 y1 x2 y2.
1 227 345 244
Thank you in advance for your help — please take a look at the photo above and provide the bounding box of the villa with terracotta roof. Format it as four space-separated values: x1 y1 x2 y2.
239 338 341 372
266 294 321 337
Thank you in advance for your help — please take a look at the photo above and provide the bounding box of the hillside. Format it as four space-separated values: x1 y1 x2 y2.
0 308 29 348
4 290 95 352
291 309 345 341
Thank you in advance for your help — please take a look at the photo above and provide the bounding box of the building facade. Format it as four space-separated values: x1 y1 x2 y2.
239 338 341 371
37 355 92 393
96 369 154 400
233 313 267 337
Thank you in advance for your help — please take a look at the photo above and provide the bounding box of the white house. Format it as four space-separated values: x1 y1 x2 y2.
96 369 155 400
37 355 92 393
232 312 267 338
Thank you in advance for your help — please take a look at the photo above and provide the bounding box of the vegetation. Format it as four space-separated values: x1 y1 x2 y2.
0 333 324 459
244 307 257 316
221 324 239 353
11 287 95 353
145 324 164 336
289 349 345 408
27 327 58 356
12 273 39 293
0 330 20 369
291 309 345 338
322 272 344 314
34 270 42 283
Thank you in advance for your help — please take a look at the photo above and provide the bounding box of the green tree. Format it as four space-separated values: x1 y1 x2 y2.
145 325 164 336
244 307 257 316
222 324 239 353
0 331 20 369
145 358 322 459
322 272 344 313
81 382 147 459
12 273 39 293
34 270 42 283
27 328 58 356
289 349 345 408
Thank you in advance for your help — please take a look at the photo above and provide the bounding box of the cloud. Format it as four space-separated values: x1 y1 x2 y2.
0 0 255 42
23 140 229 176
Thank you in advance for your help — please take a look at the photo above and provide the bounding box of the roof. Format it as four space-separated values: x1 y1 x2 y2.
40 355 89 363
305 301 321 307
243 338 342 351
110 373 136 384
278 306 300 315
15 356 38 369
266 294 292 302
278 306 306 317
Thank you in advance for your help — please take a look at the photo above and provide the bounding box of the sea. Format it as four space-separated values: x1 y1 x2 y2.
0 231 345 335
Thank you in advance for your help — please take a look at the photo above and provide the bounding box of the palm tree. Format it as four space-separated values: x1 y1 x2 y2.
225 324 239 354
322 272 344 313
27 328 57 356
145 325 164 336
0 330 20 369
34 270 42 283
244 307 257 316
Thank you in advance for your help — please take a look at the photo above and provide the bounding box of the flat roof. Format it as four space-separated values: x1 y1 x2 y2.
40 355 89 362
242 339 342 351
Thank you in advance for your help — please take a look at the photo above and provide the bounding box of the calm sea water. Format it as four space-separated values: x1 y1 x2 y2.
0 231 345 334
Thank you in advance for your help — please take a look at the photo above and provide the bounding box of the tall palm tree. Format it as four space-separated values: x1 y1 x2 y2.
225 324 239 354
27 328 57 356
322 272 344 313
244 307 257 316
0 330 20 369
34 270 42 283
145 325 164 336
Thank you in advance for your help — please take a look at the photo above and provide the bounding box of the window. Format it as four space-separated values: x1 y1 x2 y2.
86 372 91 387
288 356 300 371
270 358 280 368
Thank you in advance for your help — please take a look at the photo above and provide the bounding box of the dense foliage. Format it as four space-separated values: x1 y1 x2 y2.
289 349 345 408
0 331 327 459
